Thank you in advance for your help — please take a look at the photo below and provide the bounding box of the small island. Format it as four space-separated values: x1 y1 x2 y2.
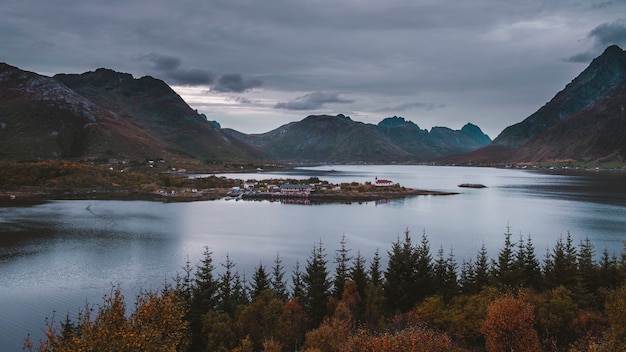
0 161 457 205
458 183 487 189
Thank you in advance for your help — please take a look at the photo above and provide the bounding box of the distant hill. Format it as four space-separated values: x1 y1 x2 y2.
448 45 626 164
0 64 264 164
224 114 491 163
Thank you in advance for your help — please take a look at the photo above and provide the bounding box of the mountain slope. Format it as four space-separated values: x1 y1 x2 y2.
510 78 626 162
0 64 263 163
225 114 491 163
445 45 626 164
492 45 626 149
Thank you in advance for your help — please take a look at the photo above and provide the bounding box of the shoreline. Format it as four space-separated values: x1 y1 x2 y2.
1 187 458 206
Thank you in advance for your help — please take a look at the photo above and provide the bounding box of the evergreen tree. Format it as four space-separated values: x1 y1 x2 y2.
384 229 431 312
493 225 516 288
250 262 271 299
350 250 368 302
459 259 476 294
576 237 597 304
414 231 434 301
475 243 492 290
434 246 448 296
192 246 218 312
303 241 331 327
190 247 218 352
333 235 352 298
544 233 578 290
232 270 250 307
369 248 383 287
291 261 305 303
523 234 542 290
271 253 288 301
217 254 238 314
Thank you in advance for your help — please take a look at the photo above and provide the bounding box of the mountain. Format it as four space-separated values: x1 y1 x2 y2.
225 114 491 163
0 64 263 164
448 45 626 164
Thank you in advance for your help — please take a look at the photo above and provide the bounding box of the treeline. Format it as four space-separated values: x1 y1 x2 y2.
26 228 626 352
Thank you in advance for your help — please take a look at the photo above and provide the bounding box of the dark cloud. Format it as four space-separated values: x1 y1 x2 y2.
143 53 214 86
375 102 447 113
564 20 626 62
212 73 262 93
274 91 354 110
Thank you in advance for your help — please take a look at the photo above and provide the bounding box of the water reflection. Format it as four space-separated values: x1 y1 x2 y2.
1 166 625 350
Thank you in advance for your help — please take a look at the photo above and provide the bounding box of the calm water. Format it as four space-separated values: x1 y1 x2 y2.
1 165 626 350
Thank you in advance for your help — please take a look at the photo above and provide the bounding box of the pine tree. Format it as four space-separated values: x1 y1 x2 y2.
369 248 383 287
271 253 288 301
384 229 431 312
251 262 271 299
350 250 368 302
333 235 352 298
475 243 491 290
303 241 331 327
414 231 434 301
459 259 476 294
217 254 238 314
576 237 597 305
291 261 305 303
523 234 542 290
189 247 218 352
544 233 578 290
493 225 515 289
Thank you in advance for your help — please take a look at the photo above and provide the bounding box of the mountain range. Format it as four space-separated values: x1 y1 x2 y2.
224 115 490 163
1 45 625 166
0 64 490 165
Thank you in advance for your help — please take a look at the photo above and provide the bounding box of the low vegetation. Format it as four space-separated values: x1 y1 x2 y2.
24 227 626 352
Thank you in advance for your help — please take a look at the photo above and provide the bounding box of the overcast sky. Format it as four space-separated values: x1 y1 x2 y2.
3 0 626 138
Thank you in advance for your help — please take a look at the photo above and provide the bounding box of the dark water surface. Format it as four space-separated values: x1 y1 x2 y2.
1 165 625 350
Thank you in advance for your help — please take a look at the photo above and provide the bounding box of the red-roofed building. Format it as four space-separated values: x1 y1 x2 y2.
375 177 393 186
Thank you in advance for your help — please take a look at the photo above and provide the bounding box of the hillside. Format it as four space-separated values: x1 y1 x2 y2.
445 45 626 165
0 64 264 165
225 114 491 163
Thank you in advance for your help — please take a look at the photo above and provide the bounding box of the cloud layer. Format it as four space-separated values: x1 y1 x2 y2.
2 0 626 136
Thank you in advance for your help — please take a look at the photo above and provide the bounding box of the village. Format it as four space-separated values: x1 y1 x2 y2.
220 177 457 202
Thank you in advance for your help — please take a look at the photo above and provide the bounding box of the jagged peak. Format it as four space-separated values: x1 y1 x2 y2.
378 116 420 129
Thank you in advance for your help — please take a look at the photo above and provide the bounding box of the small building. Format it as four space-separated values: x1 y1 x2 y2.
280 183 313 197
375 177 394 186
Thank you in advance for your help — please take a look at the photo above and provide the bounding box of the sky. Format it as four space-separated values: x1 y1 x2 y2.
2 1 626 139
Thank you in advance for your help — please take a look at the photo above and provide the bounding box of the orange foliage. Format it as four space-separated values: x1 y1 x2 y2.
345 327 452 352
481 295 540 352
25 287 189 352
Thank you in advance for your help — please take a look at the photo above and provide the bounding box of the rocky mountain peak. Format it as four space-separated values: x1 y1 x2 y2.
491 45 626 149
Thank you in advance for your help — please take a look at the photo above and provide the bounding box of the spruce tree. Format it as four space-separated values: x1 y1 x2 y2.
251 262 271 299
475 243 491 290
493 225 515 288
190 247 218 352
369 248 383 287
350 250 368 302
291 260 305 303
303 241 331 327
271 253 288 301
333 235 352 298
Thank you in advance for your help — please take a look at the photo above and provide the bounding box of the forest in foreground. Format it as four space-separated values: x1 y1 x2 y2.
24 228 626 352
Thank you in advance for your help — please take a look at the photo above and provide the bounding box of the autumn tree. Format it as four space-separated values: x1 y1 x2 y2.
25 286 189 352
482 295 541 352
